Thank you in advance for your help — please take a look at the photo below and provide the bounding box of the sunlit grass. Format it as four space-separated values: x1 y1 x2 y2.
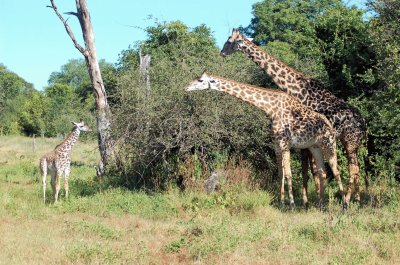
0 135 399 265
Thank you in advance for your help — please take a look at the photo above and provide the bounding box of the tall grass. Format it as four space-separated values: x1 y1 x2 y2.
0 135 399 265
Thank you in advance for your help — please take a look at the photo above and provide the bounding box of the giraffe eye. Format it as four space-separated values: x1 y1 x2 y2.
198 79 203 82
210 80 216 83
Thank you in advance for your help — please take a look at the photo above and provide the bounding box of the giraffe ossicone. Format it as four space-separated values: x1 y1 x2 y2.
185 71 345 209
40 120 91 203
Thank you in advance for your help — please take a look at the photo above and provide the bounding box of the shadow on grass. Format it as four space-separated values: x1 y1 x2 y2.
69 176 122 198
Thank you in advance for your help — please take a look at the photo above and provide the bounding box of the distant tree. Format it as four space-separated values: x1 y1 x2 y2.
314 2 377 98
43 84 81 136
245 0 337 80
19 89 48 136
48 58 117 102
48 59 91 98
0 64 36 134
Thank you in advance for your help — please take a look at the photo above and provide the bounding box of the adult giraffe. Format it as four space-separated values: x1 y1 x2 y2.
185 71 345 209
221 29 367 208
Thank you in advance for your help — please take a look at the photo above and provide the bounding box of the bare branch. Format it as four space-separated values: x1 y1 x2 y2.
49 0 87 56
64 11 78 17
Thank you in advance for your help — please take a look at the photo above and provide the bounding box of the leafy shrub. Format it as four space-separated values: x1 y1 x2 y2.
111 21 277 191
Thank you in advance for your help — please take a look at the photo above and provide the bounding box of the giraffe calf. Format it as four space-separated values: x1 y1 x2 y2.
40 120 91 203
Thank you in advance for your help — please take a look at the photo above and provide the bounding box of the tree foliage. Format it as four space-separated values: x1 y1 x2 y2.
353 0 400 178
112 21 276 189
42 83 91 136
245 0 337 80
315 3 377 98
48 58 117 103
0 64 36 134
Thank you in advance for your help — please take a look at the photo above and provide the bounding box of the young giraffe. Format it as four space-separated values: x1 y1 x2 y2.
185 71 345 209
220 29 367 208
40 120 91 203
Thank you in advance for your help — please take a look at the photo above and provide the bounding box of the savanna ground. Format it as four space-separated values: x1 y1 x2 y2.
0 135 399 265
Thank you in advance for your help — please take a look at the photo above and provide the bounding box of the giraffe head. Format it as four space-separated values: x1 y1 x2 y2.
185 71 217 91
220 29 252 57
72 120 92 132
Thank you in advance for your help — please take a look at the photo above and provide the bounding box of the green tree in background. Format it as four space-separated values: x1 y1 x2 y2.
43 58 118 137
245 0 337 80
245 0 376 99
48 58 118 103
0 64 35 134
315 2 377 98
0 59 114 137
43 83 93 137
18 88 48 136
353 0 400 179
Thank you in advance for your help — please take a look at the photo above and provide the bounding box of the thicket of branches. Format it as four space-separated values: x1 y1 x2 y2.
112 23 276 189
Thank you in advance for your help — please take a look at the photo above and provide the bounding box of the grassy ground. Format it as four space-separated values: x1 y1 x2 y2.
0 135 399 265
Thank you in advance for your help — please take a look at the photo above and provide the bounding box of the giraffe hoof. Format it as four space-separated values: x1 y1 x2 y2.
342 202 348 211
289 201 295 211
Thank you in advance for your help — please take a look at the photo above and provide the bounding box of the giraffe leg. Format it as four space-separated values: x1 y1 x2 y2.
281 150 294 210
308 148 326 211
300 149 310 207
275 149 285 207
54 171 62 203
50 171 56 202
64 162 70 199
343 143 361 207
310 156 321 200
326 151 345 207
40 159 47 204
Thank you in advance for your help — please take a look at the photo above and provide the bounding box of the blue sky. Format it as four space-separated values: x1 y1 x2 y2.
0 0 259 90
0 0 366 91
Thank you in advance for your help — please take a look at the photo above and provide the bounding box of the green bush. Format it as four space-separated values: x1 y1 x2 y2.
111 21 277 191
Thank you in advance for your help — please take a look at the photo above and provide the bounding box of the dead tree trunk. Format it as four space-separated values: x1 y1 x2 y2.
139 49 151 96
49 0 113 172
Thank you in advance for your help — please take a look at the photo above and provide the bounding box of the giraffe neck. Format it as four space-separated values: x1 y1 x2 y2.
55 128 80 154
209 75 284 120
239 38 307 94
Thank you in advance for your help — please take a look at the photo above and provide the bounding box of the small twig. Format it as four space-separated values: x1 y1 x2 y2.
64 11 78 17
49 0 88 56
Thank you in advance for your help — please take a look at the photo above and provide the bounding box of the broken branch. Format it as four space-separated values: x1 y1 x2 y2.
49 0 87 56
